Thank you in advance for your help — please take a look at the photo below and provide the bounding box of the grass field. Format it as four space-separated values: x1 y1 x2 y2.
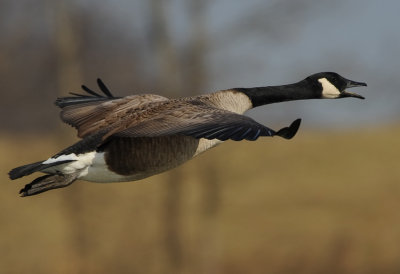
1 127 400 274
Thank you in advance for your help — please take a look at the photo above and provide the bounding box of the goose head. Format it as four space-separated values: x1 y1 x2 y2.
307 72 366 99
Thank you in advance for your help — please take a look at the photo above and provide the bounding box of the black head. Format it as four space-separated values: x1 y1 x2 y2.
306 72 366 99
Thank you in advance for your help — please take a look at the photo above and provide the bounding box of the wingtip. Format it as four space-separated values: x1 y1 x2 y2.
276 118 302 140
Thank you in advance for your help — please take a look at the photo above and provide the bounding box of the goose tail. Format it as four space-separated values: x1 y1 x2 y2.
8 160 74 180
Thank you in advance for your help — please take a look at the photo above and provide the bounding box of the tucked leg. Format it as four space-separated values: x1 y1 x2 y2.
19 173 78 197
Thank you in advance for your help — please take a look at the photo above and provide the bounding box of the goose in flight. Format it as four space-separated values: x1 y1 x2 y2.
9 72 366 196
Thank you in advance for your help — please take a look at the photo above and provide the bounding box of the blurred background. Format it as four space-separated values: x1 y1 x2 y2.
1 0 399 273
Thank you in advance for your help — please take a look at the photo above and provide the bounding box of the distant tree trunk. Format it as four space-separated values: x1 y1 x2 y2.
196 162 221 274
149 1 184 273
149 1 220 273
50 1 87 273
183 1 208 93
185 2 221 273
162 168 184 273
149 0 182 96
52 1 83 95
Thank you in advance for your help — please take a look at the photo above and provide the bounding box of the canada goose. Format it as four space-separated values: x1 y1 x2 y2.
9 72 366 196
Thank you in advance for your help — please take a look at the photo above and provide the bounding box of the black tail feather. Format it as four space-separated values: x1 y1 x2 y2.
9 160 73 180
19 173 77 197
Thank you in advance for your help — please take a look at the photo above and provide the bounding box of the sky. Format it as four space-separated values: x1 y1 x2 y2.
204 0 400 129
2 0 399 130
102 0 400 129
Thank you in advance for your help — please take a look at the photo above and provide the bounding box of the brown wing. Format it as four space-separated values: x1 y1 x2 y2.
56 79 300 141
102 100 301 141
59 94 168 138
55 78 169 138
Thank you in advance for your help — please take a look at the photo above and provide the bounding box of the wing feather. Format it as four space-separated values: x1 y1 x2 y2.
104 101 301 141
55 80 301 141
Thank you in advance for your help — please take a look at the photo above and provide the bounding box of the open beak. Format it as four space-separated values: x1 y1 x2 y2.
341 79 367 99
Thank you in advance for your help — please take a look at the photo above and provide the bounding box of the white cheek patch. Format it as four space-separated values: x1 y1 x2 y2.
319 78 341 98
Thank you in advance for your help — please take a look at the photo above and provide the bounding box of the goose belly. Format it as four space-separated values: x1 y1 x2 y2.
81 136 222 183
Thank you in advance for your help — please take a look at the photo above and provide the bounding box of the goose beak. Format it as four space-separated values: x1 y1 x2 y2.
341 79 367 99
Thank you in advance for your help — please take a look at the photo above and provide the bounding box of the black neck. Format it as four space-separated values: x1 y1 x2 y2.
234 79 320 108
